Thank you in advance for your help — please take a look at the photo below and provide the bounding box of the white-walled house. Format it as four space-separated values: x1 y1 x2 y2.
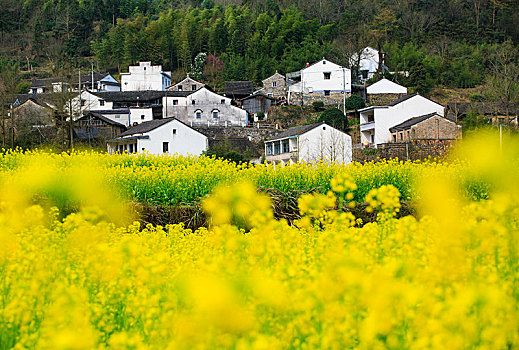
163 87 248 126
120 62 172 91
107 118 208 156
359 94 445 147
168 74 205 92
350 46 381 82
265 122 352 164
75 90 165 127
366 78 407 95
287 58 351 106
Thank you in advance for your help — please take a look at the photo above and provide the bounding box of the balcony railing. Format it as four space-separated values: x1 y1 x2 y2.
360 121 375 131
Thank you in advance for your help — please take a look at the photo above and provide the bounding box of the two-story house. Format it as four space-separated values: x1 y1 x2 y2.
259 71 286 99
359 94 445 147
168 74 205 93
287 58 351 106
163 87 248 127
120 62 172 91
265 122 352 164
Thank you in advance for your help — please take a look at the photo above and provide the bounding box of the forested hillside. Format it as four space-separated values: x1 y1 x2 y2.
1 0 518 92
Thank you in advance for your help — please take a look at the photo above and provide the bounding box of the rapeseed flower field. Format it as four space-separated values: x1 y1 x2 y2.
0 131 518 349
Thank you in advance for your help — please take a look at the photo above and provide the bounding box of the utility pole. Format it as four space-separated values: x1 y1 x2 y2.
91 62 95 90
342 67 346 117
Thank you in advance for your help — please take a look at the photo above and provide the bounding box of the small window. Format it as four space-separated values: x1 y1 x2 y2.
213 111 219 119
221 99 225 104
324 72 331 80
196 111 201 119
272 81 277 87
178 85 183 91
393 135 396 142
173 129 177 135
144 67 146 71
99 100 105 106
192 84 197 91
192 100 195 105
323 61 326 64
163 142 169 153
324 90 330 96
81 100 85 107
282 139 289 153
133 122 138 126
141 115 145 120
173 100 178 105
323 126 326 130
400 133 403 141
266 143 273 155
115 115 120 119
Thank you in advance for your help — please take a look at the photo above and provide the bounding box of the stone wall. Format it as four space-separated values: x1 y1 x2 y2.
391 115 462 142
290 91 351 106
368 93 406 106
262 74 287 98
354 139 458 162
193 126 281 145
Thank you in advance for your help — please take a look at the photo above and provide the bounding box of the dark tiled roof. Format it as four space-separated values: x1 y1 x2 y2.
118 118 174 137
13 93 55 107
77 112 127 128
90 90 193 102
267 122 325 141
31 73 107 87
240 91 276 101
387 93 418 106
389 113 440 133
224 81 254 97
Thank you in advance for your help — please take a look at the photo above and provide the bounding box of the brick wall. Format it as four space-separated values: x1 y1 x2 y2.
354 139 458 162
391 115 462 142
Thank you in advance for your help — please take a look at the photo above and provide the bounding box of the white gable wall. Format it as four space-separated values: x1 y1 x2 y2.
121 62 171 91
367 78 407 94
137 120 207 155
298 124 353 164
296 59 351 93
374 96 445 145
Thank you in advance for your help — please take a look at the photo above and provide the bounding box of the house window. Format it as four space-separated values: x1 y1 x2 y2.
133 122 138 126
324 90 330 96
163 142 169 153
274 141 281 154
178 85 183 91
129 144 134 153
400 133 403 141
407 130 410 140
195 111 202 119
221 99 225 104
323 126 326 130
282 139 289 153
141 115 145 120
144 67 146 71
393 134 396 142
173 129 177 135
192 84 197 91
324 72 331 80
272 81 277 88
173 100 178 105
99 100 105 106
212 110 219 119
81 99 85 107
192 100 196 105
266 143 273 155
115 115 120 118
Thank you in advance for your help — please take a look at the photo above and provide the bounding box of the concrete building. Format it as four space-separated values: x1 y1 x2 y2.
359 94 445 147
107 118 207 156
265 122 352 164
120 62 172 91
